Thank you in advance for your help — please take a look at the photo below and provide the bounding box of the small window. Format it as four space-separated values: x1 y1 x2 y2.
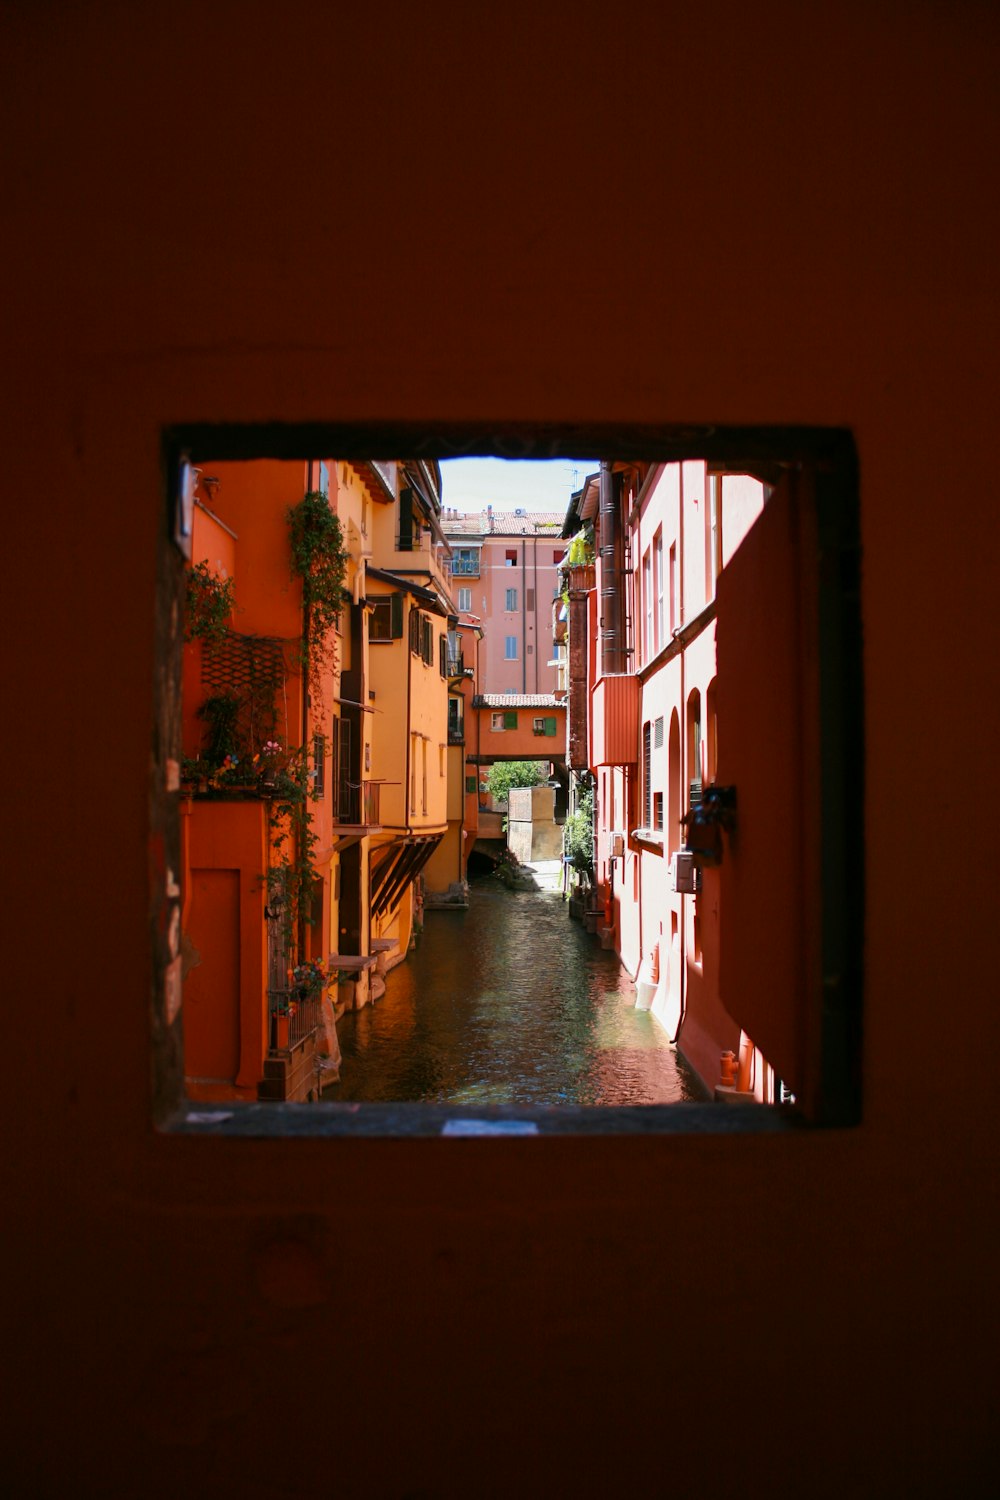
533 716 557 736
505 587 517 611
448 697 464 741
421 617 434 666
491 712 505 731
654 716 664 749
457 587 472 612
653 791 663 830
553 549 565 565
504 636 518 660
409 606 421 655
465 775 477 793
370 594 403 641
505 548 517 564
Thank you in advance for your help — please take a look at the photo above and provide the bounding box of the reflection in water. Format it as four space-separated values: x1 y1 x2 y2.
329 881 701 1105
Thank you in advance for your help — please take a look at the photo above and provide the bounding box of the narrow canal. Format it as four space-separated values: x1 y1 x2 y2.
328 879 702 1106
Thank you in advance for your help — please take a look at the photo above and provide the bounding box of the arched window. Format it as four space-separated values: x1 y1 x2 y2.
706 677 718 784
687 688 702 808
668 709 681 858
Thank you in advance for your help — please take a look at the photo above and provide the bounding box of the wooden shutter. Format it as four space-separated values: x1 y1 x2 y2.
390 593 403 638
544 716 557 736
504 710 518 729
716 471 821 1109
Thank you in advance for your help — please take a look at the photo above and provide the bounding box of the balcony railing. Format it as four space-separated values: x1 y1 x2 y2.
445 647 465 676
447 557 480 577
447 726 465 745
268 991 322 1051
332 778 382 827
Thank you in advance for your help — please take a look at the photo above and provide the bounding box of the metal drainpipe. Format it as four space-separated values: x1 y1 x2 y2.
533 537 539 692
521 536 527 694
600 461 622 676
675 474 687 1043
404 599 412 836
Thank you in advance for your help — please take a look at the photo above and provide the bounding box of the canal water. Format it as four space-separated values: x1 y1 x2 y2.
328 879 701 1106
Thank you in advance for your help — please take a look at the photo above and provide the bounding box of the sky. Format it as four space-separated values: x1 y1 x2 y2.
439 457 598 515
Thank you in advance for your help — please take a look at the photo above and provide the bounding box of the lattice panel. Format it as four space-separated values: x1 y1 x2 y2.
200 632 289 749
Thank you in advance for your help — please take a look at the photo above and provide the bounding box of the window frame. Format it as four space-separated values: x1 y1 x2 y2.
157 421 862 1133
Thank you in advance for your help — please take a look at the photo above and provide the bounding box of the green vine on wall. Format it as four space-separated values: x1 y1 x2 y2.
266 752 318 952
287 491 349 699
184 561 236 647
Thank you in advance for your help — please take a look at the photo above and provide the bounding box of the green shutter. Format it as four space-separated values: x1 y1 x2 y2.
504 710 518 729
544 716 557 736
465 775 476 793
390 593 403 638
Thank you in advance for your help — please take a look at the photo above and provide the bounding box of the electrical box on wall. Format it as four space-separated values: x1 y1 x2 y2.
671 851 701 894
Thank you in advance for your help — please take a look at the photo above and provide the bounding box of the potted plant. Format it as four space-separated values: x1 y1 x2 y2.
289 957 331 1001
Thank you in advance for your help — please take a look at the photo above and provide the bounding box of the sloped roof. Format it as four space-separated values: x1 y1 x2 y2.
472 693 566 709
442 509 565 538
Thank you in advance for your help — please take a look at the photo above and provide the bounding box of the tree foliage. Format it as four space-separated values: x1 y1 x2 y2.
563 785 594 876
485 760 548 804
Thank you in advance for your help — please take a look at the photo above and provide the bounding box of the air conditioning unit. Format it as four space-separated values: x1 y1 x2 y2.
670 850 701 894
611 833 625 859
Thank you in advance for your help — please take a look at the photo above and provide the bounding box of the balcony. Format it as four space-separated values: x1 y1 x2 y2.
447 555 481 578
331 778 383 831
591 673 640 765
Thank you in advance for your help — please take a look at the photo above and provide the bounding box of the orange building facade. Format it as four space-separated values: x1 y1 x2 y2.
180 457 455 1100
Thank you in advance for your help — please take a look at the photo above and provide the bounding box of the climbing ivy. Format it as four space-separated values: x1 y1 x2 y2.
287 490 349 698
184 560 236 647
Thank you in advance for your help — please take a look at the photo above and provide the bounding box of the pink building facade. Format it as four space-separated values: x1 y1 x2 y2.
441 509 567 695
569 461 777 1100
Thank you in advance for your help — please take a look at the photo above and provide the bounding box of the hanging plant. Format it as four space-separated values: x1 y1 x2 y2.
567 526 594 565
184 561 236 647
287 491 349 697
196 692 242 765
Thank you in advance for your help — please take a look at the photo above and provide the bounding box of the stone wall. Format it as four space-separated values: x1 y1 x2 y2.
507 785 563 862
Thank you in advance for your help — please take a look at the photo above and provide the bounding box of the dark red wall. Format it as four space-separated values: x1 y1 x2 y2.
3 2 997 1494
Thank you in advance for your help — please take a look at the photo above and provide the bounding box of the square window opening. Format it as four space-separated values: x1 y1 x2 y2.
156 425 862 1137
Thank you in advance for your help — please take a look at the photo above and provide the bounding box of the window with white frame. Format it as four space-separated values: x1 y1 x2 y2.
642 550 652 664
504 635 518 659
505 587 517 611
457 586 472 612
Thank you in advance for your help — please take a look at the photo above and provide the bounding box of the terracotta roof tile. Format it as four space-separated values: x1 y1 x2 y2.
472 693 566 709
442 509 565 537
